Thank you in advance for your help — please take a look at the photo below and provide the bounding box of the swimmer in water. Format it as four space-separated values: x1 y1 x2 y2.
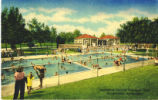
61 66 66 70
31 62 35 66
62 59 65 63
11 64 16 73
61 66 64 69
48 62 50 64
55 72 58 76
93 64 99 69
89 56 91 59
84 61 87 66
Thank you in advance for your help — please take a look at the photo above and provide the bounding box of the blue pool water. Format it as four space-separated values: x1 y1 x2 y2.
85 55 147 68
1 53 147 85
2 61 88 85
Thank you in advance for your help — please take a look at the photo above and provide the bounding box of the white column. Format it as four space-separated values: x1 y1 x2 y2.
90 38 92 47
96 39 98 46
82 39 84 45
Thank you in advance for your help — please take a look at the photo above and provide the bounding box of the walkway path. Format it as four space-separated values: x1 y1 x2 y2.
2 59 154 97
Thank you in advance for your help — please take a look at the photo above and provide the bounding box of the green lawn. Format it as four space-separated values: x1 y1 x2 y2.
111 49 158 57
23 48 54 55
1 43 57 57
3 64 158 99
65 50 81 54
1 43 28 48
130 49 158 57
1 43 57 48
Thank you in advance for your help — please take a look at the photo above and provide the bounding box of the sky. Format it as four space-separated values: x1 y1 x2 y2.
2 0 158 36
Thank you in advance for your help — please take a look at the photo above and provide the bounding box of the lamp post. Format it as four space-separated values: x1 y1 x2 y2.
58 62 60 86
142 45 146 67
123 49 126 71
36 45 37 55
123 34 126 72
97 67 99 77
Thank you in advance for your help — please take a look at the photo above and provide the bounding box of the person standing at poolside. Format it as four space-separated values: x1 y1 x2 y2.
33 65 46 88
1 73 5 80
27 72 34 94
13 67 26 100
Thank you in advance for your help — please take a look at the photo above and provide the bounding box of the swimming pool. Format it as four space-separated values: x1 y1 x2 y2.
67 53 147 68
1 57 89 85
1 53 147 85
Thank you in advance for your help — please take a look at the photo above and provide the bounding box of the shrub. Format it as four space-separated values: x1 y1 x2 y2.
27 42 35 48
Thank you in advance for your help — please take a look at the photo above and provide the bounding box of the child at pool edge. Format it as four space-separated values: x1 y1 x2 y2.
27 72 34 94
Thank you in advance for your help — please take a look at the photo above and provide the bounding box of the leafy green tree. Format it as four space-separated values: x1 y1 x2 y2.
73 29 81 38
65 32 74 43
56 32 65 48
93 34 96 37
100 32 106 38
50 27 57 43
2 7 26 50
151 18 158 44
43 25 51 42
24 29 34 48
117 17 152 44
28 18 51 48
2 8 9 50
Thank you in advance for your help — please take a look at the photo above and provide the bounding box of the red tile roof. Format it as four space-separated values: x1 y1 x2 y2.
99 35 119 39
75 34 97 39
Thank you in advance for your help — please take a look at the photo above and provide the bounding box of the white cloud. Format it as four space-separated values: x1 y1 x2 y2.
22 7 158 24
22 7 76 23
52 8 75 22
23 13 51 23
53 24 121 37
22 7 158 35
90 12 114 23
19 8 28 13
53 24 97 35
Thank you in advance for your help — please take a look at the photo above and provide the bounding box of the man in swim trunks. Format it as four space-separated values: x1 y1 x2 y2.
33 65 46 88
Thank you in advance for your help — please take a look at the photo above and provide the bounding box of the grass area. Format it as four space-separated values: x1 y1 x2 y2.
1 43 57 48
23 48 54 55
65 50 80 54
35 43 57 47
3 64 158 99
110 49 158 57
1 43 28 48
1 43 57 57
130 49 158 57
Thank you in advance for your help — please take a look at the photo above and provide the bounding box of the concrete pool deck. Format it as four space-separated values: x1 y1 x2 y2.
1 51 151 62
2 59 154 97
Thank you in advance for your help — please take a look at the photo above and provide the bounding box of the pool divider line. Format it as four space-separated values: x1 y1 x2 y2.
72 62 92 70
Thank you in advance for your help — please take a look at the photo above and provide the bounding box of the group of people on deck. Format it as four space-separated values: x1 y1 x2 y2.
114 57 123 66
13 63 46 100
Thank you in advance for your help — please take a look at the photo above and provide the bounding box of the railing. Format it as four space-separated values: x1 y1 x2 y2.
58 44 82 49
